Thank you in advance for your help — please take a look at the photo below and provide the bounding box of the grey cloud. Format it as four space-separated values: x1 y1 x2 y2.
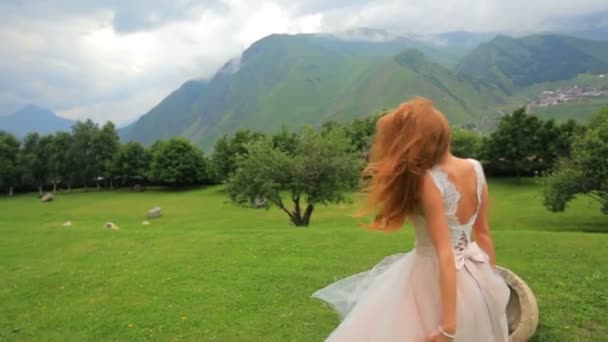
0 0 226 34
1 0 608 122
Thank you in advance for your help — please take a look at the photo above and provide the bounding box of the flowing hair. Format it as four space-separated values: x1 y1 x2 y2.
362 97 451 231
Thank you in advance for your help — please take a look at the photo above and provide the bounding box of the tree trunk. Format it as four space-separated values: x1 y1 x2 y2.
53 181 57 193
67 183 72 192
303 204 314 226
96 179 100 190
38 185 43 196
110 179 114 190
9 185 13 197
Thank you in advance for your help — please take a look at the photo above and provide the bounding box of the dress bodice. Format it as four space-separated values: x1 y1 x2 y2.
413 159 485 251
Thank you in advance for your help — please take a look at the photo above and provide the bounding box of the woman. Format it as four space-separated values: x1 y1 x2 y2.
313 97 510 341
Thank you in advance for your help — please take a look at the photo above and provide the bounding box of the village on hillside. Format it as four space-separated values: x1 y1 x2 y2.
527 81 608 111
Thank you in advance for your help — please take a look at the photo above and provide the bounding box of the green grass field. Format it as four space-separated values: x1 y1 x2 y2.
1 180 607 341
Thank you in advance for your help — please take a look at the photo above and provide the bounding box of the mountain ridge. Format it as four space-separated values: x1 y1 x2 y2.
0 105 75 137
122 32 608 149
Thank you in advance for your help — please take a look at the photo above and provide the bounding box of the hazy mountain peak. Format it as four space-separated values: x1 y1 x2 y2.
334 27 400 42
0 105 74 137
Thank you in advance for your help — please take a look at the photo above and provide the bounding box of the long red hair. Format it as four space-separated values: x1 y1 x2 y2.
362 97 451 231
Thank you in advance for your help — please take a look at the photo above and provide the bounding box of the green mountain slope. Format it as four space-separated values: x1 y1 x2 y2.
457 34 608 93
123 33 608 149
124 34 501 148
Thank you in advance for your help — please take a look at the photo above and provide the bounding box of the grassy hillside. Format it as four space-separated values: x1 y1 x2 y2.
0 181 606 341
457 34 608 93
122 33 608 149
125 34 502 149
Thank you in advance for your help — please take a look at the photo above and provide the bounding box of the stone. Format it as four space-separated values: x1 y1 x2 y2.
496 266 539 342
142 221 151 225
147 207 161 218
104 222 120 230
63 221 72 227
41 193 54 202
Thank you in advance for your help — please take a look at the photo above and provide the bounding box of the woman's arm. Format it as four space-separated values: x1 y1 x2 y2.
421 173 457 335
472 179 496 266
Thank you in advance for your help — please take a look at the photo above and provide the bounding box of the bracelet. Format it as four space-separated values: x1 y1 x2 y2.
438 326 456 339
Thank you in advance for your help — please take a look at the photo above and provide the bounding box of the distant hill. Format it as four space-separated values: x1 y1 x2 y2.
122 33 503 148
0 105 74 137
457 34 608 93
546 10 608 42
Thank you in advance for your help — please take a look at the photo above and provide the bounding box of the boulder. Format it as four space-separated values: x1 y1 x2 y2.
104 222 120 230
41 193 54 202
496 266 539 342
147 207 161 218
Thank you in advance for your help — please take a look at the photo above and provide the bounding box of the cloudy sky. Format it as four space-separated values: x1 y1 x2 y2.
1 0 607 125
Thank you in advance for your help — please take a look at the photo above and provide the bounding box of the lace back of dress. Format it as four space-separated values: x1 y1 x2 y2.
428 159 484 249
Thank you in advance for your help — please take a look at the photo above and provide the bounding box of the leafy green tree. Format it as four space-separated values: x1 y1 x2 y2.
49 132 74 192
20 133 52 195
544 108 608 214
113 142 151 187
227 127 361 226
0 132 21 196
209 129 266 183
150 138 208 186
483 108 543 179
320 120 344 136
271 126 298 155
347 115 378 154
450 127 483 159
71 120 101 190
95 122 120 189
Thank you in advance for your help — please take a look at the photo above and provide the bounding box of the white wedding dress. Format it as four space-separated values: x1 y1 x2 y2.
313 159 510 341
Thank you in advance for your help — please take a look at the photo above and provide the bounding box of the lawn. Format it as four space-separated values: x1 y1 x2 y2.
0 180 606 341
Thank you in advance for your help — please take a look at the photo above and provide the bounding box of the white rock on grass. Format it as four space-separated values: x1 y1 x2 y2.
147 207 162 218
142 221 151 225
104 222 120 230
63 221 72 227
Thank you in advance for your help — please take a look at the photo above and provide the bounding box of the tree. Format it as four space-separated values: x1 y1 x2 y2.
227 127 361 226
71 120 101 190
450 127 483 159
20 133 52 195
483 108 543 179
150 138 208 186
49 132 74 192
0 132 20 196
209 129 266 183
95 122 120 189
271 126 298 155
544 108 608 214
113 142 151 187
347 115 378 154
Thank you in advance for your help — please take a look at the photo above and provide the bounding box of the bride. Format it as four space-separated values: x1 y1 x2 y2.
313 97 510 341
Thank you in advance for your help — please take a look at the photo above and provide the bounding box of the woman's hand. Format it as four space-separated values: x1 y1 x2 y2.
426 329 454 342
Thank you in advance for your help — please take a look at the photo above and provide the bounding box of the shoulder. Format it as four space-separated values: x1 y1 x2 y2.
421 172 443 201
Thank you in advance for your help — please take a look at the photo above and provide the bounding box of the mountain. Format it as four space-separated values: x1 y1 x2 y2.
431 31 498 49
0 105 75 137
123 32 608 149
546 10 608 41
123 33 503 148
457 34 608 94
